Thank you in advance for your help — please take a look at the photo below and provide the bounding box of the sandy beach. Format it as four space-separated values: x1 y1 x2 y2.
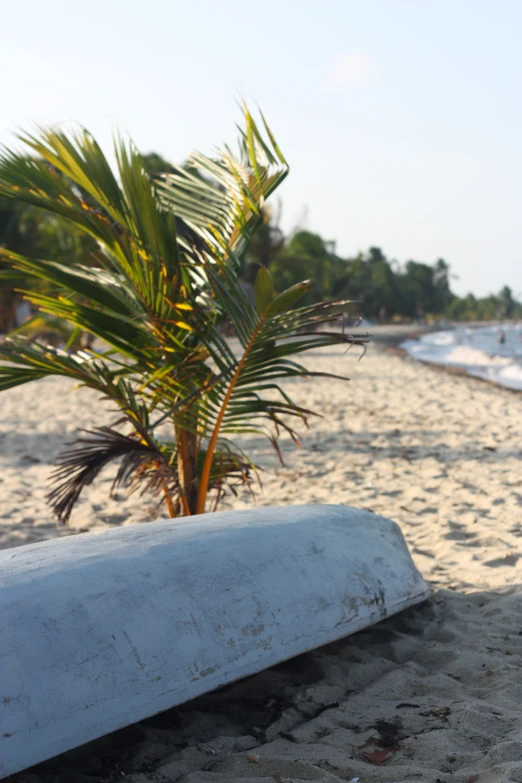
3 333 522 783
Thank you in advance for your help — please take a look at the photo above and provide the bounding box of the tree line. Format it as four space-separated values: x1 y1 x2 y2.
243 211 521 323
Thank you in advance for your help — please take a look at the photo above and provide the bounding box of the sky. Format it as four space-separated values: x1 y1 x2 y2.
1 0 521 298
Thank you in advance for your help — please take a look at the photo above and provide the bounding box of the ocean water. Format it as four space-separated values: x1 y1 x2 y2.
401 324 522 391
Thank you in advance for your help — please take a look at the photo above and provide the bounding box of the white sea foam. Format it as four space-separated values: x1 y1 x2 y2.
401 324 522 391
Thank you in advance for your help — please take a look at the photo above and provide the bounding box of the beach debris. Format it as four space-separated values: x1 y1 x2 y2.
310 701 340 718
363 747 394 765
368 718 402 748
360 718 401 766
197 743 217 755
419 705 451 718
357 715 406 767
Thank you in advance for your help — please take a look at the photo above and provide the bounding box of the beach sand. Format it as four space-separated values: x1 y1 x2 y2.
3 333 522 782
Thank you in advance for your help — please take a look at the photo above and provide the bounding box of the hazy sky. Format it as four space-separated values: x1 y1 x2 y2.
1 0 521 297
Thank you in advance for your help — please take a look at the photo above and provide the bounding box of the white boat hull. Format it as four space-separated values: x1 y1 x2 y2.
0 504 430 777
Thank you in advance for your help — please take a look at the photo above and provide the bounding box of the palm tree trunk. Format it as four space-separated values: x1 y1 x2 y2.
163 486 177 518
177 426 198 515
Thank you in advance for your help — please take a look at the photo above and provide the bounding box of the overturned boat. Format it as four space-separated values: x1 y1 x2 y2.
0 504 430 778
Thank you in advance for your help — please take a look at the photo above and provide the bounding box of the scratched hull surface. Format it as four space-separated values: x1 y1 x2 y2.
0 505 430 778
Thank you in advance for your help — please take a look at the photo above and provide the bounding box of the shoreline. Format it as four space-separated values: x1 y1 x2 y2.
371 324 522 395
395 349 522 395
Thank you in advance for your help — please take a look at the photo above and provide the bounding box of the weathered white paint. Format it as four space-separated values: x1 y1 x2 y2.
0 505 430 778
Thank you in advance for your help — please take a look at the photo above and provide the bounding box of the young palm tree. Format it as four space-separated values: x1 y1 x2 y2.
0 107 368 522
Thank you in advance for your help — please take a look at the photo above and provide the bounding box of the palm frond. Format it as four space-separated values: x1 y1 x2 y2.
48 427 178 525
155 106 289 271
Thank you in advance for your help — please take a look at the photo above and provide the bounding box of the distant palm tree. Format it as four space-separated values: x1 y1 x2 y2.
0 107 368 522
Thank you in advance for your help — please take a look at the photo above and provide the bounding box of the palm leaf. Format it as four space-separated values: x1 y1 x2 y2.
48 427 178 525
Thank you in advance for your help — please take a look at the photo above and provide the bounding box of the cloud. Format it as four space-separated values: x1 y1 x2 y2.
324 51 376 92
